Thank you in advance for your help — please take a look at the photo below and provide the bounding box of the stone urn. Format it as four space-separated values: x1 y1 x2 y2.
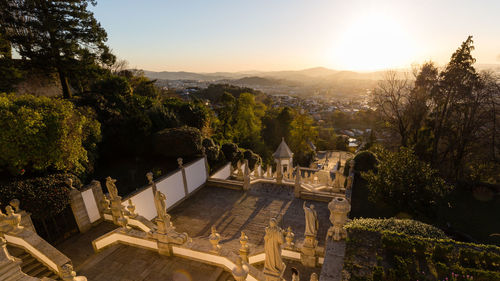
327 196 351 241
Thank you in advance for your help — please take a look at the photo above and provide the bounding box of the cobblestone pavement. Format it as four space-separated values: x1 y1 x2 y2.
170 184 331 254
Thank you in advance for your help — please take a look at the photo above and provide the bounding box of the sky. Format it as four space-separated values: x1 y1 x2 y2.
90 0 500 72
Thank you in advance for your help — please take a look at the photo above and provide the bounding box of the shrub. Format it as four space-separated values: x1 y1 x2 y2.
0 94 101 175
152 126 202 158
221 142 240 165
0 173 81 220
346 218 448 239
353 150 378 172
243 149 262 169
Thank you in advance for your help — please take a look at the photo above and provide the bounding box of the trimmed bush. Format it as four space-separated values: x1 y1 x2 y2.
152 126 202 158
353 150 378 172
345 218 447 239
0 173 81 220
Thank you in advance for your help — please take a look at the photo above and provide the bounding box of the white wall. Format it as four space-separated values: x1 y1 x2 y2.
185 158 207 193
211 163 231 179
81 189 100 223
156 170 185 209
123 186 156 220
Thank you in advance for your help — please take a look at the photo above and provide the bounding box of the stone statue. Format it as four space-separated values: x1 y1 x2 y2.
105 177 119 200
154 190 171 224
232 256 249 281
310 273 318 281
303 202 319 237
263 218 285 277
291 267 300 281
177 157 183 168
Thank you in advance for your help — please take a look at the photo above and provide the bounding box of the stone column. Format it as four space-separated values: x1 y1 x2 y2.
276 161 283 184
89 180 105 219
294 166 302 198
243 159 250 191
327 197 351 241
178 158 189 196
69 187 92 233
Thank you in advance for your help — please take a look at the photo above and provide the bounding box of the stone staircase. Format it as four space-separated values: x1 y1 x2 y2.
6 245 61 280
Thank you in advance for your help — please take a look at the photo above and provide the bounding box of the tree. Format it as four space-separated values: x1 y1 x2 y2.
1 0 115 98
0 94 101 175
233 93 265 147
217 92 236 140
362 147 453 220
0 32 22 92
290 112 318 166
372 70 411 147
429 36 485 179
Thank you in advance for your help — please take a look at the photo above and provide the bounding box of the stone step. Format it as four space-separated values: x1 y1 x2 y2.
6 245 61 280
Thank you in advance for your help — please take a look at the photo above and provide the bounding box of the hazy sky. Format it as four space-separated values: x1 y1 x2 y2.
90 0 500 72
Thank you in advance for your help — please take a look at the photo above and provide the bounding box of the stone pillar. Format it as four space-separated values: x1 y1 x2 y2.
294 166 302 198
300 234 318 267
276 161 283 184
232 257 249 281
243 160 250 191
69 188 92 233
236 161 244 180
327 197 351 241
203 148 210 179
178 158 189 196
89 180 105 219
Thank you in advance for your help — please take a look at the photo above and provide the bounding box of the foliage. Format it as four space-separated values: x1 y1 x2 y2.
344 221 500 281
290 112 318 166
345 218 447 239
243 149 262 169
1 0 115 98
233 93 266 147
221 142 241 165
0 173 81 220
353 150 378 172
152 126 202 158
0 94 101 175
362 147 453 220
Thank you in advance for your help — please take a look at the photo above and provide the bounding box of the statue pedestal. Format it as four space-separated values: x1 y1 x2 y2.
156 235 173 256
300 235 318 267
263 263 286 281
110 197 122 224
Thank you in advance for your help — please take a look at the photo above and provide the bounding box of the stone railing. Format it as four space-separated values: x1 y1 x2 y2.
0 202 85 280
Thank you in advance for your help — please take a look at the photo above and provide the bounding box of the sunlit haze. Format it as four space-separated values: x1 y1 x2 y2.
91 0 500 72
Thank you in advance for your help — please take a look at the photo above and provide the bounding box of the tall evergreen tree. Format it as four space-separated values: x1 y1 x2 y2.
0 0 115 98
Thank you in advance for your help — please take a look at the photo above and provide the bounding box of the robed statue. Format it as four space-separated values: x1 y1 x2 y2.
303 202 319 237
264 218 285 275
106 177 119 200
154 190 171 224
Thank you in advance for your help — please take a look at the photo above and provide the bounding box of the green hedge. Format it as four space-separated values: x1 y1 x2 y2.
344 219 500 281
345 218 447 239
0 173 81 220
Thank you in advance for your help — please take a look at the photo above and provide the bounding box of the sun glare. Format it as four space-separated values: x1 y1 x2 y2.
329 14 416 71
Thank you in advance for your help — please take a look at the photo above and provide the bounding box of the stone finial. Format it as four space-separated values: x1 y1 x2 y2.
177 157 183 168
9 199 20 212
209 226 221 253
232 256 249 281
285 226 295 249
310 273 318 281
239 231 249 263
327 196 351 241
127 199 137 218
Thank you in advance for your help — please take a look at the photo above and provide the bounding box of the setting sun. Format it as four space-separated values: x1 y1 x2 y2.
329 14 416 71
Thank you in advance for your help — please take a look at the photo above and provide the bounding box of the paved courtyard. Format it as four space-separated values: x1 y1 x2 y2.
170 184 331 254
